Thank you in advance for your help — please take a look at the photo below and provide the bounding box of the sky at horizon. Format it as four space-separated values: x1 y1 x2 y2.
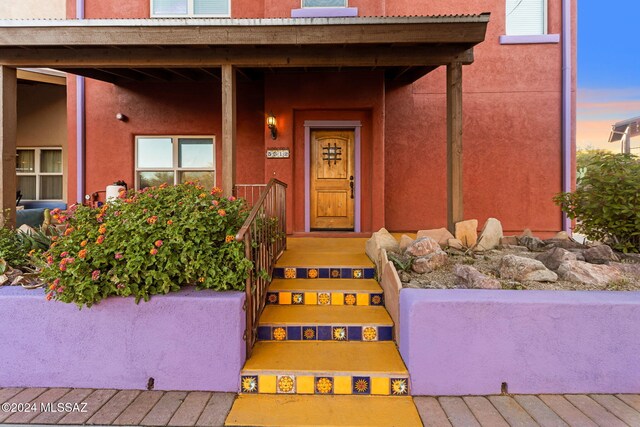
577 1 640 152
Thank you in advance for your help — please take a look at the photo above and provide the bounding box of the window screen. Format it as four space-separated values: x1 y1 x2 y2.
153 0 188 15
506 0 546 36
194 0 229 15
302 0 347 7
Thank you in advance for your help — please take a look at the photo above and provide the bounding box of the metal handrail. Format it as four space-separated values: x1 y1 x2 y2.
235 179 287 357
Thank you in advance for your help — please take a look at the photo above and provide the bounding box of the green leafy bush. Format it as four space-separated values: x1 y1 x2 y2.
38 183 252 307
0 227 28 268
554 152 640 253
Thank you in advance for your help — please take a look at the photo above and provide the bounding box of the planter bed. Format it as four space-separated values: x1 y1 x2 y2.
0 286 245 392
399 288 640 396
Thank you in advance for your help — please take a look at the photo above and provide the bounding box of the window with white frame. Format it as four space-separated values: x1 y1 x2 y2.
151 0 230 17
16 148 63 201
302 0 347 7
506 0 547 36
135 136 215 190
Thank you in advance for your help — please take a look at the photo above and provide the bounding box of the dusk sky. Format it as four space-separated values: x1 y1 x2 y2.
577 1 640 152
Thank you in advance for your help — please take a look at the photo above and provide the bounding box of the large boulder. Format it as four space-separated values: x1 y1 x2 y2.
475 218 503 251
517 235 546 252
536 247 577 271
365 228 399 272
416 228 454 248
583 245 618 265
455 219 478 248
499 255 558 282
454 265 501 289
558 261 623 286
412 251 448 274
406 237 441 257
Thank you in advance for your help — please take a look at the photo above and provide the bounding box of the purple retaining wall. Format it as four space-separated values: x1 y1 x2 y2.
400 289 640 396
0 286 245 392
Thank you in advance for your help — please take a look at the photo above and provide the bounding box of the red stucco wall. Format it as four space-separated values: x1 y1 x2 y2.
65 0 576 235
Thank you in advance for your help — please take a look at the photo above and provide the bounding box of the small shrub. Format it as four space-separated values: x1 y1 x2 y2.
388 251 413 272
38 183 253 307
0 227 28 268
554 153 640 253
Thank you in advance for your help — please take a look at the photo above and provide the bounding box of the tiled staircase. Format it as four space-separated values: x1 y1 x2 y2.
225 238 422 426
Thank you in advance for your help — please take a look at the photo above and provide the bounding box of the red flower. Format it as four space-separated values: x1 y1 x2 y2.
59 262 67 272
115 253 123 260
212 200 219 206
91 270 100 281
60 251 69 258
150 248 158 255
154 240 163 248
96 235 105 244
47 256 54 265
46 293 53 301
228 196 236 201
53 278 60 287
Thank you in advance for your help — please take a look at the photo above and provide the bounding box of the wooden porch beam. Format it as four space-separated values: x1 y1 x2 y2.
0 46 475 68
221 64 236 197
0 66 17 228
446 62 463 233
57 68 120 84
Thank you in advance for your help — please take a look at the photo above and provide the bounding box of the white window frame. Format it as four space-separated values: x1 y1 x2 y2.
301 0 348 8
505 0 548 36
150 0 231 18
16 147 64 201
134 135 216 190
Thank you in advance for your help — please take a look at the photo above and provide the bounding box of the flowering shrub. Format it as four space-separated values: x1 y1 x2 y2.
39 183 252 307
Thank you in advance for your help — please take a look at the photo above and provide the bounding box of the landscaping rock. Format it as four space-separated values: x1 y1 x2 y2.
455 219 478 248
553 231 571 240
520 229 534 238
448 238 465 250
499 255 558 282
544 239 587 250
500 236 519 246
558 260 622 286
365 228 399 271
475 218 503 252
537 247 577 271
618 253 640 263
406 237 441 257
453 264 501 289
417 228 454 248
612 262 640 279
412 251 448 274
517 235 546 252
499 245 529 251
583 245 618 264
399 235 414 251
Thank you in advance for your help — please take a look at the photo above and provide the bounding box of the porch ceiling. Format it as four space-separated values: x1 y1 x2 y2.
0 15 489 85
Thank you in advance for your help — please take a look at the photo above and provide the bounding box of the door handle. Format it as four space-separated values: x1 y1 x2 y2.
349 176 354 199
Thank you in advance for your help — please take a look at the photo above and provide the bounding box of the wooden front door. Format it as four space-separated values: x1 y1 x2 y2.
310 130 355 230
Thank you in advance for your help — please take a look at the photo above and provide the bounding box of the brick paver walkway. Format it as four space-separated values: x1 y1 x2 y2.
1 388 639 426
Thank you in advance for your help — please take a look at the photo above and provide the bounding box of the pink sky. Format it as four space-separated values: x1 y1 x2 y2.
577 88 640 152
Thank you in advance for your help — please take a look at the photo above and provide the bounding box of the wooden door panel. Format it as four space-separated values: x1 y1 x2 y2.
310 130 355 230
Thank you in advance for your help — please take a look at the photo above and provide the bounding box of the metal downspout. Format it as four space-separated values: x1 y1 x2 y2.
76 0 85 204
561 0 572 232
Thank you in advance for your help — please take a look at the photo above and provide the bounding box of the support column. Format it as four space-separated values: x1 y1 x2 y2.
0 66 17 228
446 62 463 233
221 64 237 197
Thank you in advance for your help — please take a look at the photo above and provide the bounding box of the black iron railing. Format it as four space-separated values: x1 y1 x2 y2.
235 179 287 356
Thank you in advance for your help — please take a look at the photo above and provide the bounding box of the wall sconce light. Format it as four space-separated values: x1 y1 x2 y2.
267 113 277 140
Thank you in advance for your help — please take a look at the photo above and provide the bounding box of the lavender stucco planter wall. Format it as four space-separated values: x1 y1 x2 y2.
400 289 640 395
0 286 245 392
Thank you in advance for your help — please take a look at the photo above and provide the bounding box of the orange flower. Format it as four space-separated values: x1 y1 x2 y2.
154 240 163 247
96 235 105 244
147 216 158 224
198 192 207 199
166 220 173 225
225 235 235 243
80 240 88 247
218 209 226 217
51 236 58 242
210 187 222 194
198 277 205 283
64 227 75 236
49 284 56 291
98 225 107 234
150 248 158 255
46 293 53 301
78 249 87 259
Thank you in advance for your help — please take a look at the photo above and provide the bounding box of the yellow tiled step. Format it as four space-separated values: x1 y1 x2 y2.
244 342 407 375
276 251 374 267
225 395 422 426
260 305 393 326
270 278 382 293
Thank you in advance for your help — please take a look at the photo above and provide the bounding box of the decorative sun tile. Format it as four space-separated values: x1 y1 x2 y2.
277 375 295 394
307 268 319 279
273 327 287 341
344 293 357 305
370 293 384 306
318 292 331 305
353 269 363 279
362 326 378 341
292 293 304 305
391 378 409 395
315 377 333 394
241 376 258 393
332 326 347 341
284 268 296 279
303 327 317 340
267 292 279 305
330 268 341 279
352 376 370 394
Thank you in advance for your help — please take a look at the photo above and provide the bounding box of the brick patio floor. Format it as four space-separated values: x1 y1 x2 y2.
1 388 639 426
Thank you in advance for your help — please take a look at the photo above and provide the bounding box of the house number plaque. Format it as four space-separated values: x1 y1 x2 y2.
266 148 290 159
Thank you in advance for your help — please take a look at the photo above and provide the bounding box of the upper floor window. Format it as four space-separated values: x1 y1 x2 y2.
302 0 347 7
151 0 230 17
17 148 63 201
506 0 547 36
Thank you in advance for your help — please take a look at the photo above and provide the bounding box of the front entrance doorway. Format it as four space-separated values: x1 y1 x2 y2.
310 130 355 230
